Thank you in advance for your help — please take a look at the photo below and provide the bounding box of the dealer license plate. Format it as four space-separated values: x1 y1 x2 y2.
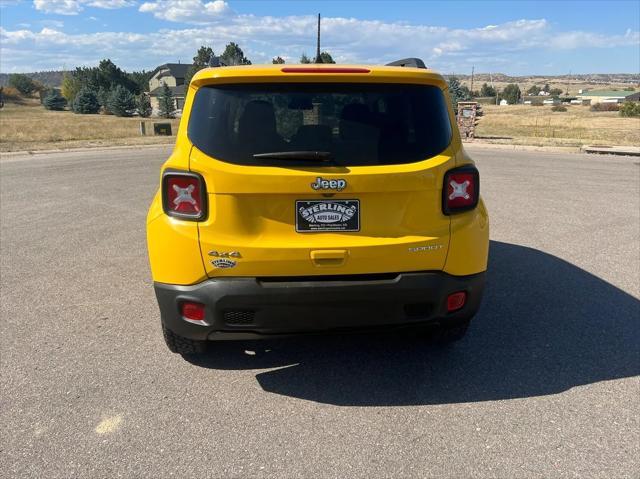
295 199 360 232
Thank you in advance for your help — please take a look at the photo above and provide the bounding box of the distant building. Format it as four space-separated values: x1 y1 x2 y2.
576 90 639 105
625 92 640 102
148 63 193 113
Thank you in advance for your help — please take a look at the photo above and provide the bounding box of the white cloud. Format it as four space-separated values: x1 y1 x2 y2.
87 0 134 9
34 0 81 15
40 19 65 27
139 0 230 23
1 14 638 74
33 0 134 15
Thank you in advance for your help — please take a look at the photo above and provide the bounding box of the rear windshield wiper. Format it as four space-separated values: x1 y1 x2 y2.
253 151 333 161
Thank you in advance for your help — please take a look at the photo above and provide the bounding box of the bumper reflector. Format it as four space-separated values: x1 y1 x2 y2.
180 301 206 322
447 292 467 312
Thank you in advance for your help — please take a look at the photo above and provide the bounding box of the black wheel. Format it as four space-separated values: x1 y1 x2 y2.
437 318 471 344
162 324 207 355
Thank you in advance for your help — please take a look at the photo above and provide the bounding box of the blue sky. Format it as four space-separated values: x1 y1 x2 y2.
1 0 639 74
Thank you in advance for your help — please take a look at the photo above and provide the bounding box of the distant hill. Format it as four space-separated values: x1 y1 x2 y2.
0 71 64 88
445 73 639 85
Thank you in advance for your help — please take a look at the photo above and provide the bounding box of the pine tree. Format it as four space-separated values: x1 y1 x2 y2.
97 87 112 114
158 83 175 119
72 87 100 114
447 76 471 109
220 42 252 66
318 51 335 64
136 93 152 117
43 90 67 111
107 84 136 117
272 56 285 64
300 53 312 64
8 74 37 96
185 46 214 85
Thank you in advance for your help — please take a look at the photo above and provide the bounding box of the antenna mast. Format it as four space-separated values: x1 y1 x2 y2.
315 13 322 63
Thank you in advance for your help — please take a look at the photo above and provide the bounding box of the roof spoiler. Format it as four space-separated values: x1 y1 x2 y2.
385 58 427 69
208 56 227 67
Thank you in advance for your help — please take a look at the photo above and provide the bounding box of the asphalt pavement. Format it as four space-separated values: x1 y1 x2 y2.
1 145 638 478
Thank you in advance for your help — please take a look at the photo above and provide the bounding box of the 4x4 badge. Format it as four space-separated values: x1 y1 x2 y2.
311 177 347 192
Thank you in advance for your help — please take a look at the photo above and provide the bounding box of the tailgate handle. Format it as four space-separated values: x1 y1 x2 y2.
310 250 348 267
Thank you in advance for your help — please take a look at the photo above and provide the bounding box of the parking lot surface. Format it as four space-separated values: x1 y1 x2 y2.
1 145 638 478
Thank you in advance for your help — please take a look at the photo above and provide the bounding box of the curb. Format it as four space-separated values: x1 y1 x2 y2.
0 142 173 158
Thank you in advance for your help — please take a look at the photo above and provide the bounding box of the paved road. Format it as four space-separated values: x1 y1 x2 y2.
1 145 638 478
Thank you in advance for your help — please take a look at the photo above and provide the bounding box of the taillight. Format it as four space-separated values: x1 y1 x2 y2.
162 171 207 220
442 166 479 215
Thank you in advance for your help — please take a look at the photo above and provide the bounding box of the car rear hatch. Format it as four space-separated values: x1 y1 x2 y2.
187 70 456 277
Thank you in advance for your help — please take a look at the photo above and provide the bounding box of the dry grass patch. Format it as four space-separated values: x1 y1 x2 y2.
476 104 640 147
0 101 180 152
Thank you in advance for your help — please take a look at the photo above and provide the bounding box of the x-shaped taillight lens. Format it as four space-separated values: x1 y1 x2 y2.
162 171 207 220
443 167 479 214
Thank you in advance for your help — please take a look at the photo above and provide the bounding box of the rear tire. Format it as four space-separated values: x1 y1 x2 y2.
437 318 471 344
162 324 207 355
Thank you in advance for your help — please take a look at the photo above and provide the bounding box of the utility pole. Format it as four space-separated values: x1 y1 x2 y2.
490 72 499 105
470 65 475 96
315 13 322 64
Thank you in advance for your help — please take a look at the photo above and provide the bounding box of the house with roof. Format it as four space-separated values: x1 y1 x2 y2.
576 90 639 105
148 63 193 113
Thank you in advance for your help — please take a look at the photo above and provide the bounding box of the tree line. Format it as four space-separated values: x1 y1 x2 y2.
4 42 336 117
447 77 571 108
184 43 334 84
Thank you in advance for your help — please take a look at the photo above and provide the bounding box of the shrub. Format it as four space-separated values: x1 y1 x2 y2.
136 93 152 117
43 90 67 111
527 85 541 95
619 102 640 117
72 87 100 114
480 83 496 97
590 102 620 112
1 86 23 103
107 85 136 117
8 74 37 96
551 105 567 112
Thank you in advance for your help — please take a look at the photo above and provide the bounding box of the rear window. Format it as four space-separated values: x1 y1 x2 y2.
188 83 452 167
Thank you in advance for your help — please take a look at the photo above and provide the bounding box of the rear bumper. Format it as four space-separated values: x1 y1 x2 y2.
154 271 486 341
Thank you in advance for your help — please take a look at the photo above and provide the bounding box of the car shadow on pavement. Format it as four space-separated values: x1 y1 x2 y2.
185 240 640 406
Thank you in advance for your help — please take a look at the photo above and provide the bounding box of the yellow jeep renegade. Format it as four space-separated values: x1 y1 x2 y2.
147 58 489 354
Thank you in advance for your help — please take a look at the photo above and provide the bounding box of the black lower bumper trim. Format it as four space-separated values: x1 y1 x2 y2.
154 271 486 341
